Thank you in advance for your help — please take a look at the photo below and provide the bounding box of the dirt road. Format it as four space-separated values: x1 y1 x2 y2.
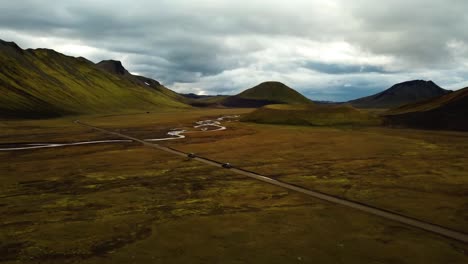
75 120 468 244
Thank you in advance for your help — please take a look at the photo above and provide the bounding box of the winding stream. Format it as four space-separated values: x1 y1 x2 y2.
0 115 239 151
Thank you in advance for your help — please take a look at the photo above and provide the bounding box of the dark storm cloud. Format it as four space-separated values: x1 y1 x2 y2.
340 0 468 67
0 0 467 100
302 62 392 75
0 1 247 81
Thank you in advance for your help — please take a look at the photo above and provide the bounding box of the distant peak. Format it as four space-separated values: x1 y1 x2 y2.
349 79 450 108
0 39 23 53
386 80 446 92
99 59 122 65
258 81 287 86
394 80 439 86
251 81 294 91
96 60 128 75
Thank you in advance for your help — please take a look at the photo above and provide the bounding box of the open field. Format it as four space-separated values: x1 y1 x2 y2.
1 109 467 263
169 117 468 233
81 109 468 232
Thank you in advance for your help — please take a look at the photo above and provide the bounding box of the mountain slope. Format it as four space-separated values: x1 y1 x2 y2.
222 81 312 107
382 87 468 131
0 40 188 118
349 80 451 109
95 59 190 104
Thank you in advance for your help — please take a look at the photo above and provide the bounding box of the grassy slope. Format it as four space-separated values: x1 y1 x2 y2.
222 81 312 107
383 87 468 130
385 87 468 114
242 104 380 126
94 62 191 106
0 41 188 118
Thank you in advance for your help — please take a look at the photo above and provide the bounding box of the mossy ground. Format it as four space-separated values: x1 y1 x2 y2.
241 104 380 126
170 120 468 233
1 109 467 263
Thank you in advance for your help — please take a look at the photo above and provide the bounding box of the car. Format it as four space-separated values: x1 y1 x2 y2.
187 153 196 158
222 163 232 169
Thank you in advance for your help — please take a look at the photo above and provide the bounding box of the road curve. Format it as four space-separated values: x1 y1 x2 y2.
0 116 236 151
75 120 468 244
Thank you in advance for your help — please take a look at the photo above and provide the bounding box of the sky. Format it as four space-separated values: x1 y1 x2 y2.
1 0 467 101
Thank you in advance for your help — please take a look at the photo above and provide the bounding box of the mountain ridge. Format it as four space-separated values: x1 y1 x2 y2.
349 80 451 108
0 40 189 118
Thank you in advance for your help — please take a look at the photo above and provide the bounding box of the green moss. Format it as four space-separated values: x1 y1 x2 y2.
242 104 381 126
0 45 188 118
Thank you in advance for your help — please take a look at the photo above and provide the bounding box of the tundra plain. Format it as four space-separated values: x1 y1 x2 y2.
1 109 467 263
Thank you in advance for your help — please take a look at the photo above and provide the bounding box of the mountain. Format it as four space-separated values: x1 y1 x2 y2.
96 60 133 77
95 61 227 107
221 81 312 107
382 87 468 131
349 80 451 109
95 60 189 104
0 40 188 118
241 104 379 126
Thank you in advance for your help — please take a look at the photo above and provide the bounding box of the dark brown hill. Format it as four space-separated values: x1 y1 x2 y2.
349 80 451 108
383 87 468 131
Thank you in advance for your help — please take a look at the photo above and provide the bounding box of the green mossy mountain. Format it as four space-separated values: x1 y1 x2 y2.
0 40 188 118
349 80 451 109
222 81 312 107
95 59 190 104
383 87 468 131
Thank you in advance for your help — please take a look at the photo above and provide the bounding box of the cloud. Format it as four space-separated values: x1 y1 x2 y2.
302 62 392 75
339 0 468 67
0 0 467 100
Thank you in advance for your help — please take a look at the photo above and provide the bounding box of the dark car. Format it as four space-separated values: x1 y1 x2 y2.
187 153 196 158
222 163 232 169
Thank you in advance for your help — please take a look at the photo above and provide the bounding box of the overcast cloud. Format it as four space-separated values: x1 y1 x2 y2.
1 0 467 100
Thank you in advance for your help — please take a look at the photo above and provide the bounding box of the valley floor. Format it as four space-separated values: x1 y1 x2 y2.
0 109 467 263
